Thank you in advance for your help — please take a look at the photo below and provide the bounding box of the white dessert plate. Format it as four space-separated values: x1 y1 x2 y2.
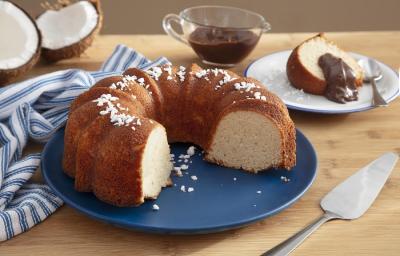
244 50 399 114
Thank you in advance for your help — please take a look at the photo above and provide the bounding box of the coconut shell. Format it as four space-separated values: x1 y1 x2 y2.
39 0 103 62
0 1 41 87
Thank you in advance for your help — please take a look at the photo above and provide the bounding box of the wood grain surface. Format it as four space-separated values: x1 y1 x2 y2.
1 32 399 256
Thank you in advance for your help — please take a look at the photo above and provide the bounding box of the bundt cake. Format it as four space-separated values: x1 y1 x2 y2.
63 64 296 207
287 33 364 96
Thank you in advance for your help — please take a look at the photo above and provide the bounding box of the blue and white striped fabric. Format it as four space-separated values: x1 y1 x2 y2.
0 45 170 241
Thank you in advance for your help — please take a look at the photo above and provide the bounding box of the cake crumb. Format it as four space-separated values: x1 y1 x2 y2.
180 164 189 170
180 185 186 192
152 204 160 211
191 175 198 181
173 167 183 177
187 146 196 156
257 190 262 194
188 187 194 192
280 176 291 183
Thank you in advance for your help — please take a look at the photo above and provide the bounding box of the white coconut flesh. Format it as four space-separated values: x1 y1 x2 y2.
0 1 39 69
36 1 98 50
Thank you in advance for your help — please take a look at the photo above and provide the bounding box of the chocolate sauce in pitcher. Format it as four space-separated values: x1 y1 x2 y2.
188 27 259 64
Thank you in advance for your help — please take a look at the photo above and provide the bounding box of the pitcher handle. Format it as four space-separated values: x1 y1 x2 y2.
162 14 189 45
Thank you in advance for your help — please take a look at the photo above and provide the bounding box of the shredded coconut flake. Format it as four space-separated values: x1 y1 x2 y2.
108 74 155 96
152 204 160 211
93 94 118 106
146 66 163 81
180 185 186 192
187 146 196 156
218 70 236 87
234 81 256 91
93 94 141 129
137 77 145 84
195 69 208 78
163 66 172 76
194 68 236 89
177 66 186 82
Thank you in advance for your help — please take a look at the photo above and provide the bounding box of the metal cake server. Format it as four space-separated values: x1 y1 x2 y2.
262 152 399 256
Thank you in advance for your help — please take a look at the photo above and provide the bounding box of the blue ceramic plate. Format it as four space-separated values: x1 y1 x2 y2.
245 50 400 114
42 128 317 234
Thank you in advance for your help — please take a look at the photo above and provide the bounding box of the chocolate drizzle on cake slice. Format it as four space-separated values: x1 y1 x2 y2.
318 53 358 103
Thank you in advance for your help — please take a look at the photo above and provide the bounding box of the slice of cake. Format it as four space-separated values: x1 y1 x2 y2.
286 33 363 96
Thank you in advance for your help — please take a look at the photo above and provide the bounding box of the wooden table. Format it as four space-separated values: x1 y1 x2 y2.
2 32 400 255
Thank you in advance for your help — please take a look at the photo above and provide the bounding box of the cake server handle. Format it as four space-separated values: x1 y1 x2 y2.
162 14 189 45
261 211 339 256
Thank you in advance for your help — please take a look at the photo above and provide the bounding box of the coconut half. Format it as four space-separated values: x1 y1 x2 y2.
36 0 102 62
0 1 41 86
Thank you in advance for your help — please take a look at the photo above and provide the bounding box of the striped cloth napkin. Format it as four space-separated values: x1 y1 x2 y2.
0 45 170 241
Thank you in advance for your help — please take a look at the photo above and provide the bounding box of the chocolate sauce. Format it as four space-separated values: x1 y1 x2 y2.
188 27 259 64
318 53 358 103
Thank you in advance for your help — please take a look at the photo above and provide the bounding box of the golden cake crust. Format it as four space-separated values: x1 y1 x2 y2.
63 64 297 206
